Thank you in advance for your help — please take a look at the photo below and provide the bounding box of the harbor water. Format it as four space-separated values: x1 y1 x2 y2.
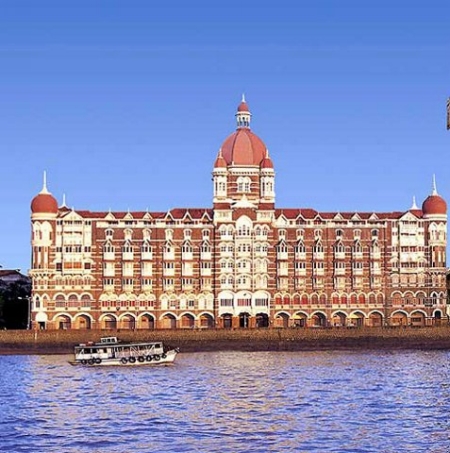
1 350 449 453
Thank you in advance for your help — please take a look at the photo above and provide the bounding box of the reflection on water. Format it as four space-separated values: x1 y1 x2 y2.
1 351 450 452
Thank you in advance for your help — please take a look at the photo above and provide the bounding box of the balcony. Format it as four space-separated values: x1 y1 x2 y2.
313 252 324 260
163 268 175 276
201 251 212 260
295 252 306 260
200 268 212 277
277 268 289 276
182 252 193 261
103 252 115 261
277 252 288 260
295 268 306 276
103 268 115 277
334 251 345 260
334 268 345 276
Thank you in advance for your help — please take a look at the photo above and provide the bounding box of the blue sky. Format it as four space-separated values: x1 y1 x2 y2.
1 0 449 273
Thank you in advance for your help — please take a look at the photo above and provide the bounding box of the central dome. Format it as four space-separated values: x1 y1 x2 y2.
218 97 269 167
221 129 267 166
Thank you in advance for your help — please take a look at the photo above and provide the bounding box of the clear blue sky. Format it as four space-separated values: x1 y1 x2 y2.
1 0 449 273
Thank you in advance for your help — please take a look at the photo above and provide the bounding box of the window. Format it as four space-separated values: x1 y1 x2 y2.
237 176 251 193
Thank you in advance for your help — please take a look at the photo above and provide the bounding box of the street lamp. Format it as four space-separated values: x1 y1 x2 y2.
18 296 31 330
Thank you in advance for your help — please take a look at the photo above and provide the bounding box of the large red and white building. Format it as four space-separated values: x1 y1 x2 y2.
30 98 448 330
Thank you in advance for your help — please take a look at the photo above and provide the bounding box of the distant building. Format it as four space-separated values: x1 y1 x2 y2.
30 98 448 330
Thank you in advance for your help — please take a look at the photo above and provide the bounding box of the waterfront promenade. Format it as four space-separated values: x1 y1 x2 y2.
1 326 450 355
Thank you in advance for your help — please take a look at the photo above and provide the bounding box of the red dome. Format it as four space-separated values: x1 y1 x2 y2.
31 193 58 214
422 194 447 215
221 128 267 166
261 156 274 169
237 101 250 112
214 154 227 168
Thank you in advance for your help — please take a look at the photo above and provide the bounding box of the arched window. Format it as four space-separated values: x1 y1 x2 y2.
237 176 251 193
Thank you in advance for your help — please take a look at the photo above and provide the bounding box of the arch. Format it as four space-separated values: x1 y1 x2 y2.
275 311 290 328
310 311 327 328
410 310 426 327
292 311 308 328
331 311 347 327
99 314 118 330
139 313 155 330
73 314 92 330
221 313 233 329
161 312 177 329
239 312 251 328
255 313 269 328
199 313 214 329
348 311 366 327
368 310 384 327
119 314 136 330
390 310 408 326
180 313 195 329
55 314 72 330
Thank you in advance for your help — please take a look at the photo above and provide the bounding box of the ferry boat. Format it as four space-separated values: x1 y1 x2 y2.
69 337 179 366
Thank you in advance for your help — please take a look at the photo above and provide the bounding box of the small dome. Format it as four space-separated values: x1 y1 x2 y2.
261 155 274 169
31 193 58 214
237 100 250 112
422 194 447 215
31 172 58 214
214 153 227 168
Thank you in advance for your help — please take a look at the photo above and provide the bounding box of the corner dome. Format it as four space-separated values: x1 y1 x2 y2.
421 176 447 216
214 152 227 168
31 193 58 214
31 172 58 214
422 194 447 215
217 96 270 167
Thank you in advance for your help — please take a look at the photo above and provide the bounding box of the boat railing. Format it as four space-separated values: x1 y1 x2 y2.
115 344 162 358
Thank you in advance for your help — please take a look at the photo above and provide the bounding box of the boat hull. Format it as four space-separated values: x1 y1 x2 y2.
69 349 178 367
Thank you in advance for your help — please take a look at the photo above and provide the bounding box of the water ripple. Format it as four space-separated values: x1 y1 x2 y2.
1 351 450 452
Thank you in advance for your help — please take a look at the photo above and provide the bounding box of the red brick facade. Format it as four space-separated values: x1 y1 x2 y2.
30 99 448 330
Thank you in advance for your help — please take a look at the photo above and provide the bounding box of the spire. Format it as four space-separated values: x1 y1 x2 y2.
241 93 246 103
432 174 438 195
410 196 418 210
40 171 49 194
59 193 67 208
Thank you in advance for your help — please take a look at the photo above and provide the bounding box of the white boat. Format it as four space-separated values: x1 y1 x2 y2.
69 337 179 366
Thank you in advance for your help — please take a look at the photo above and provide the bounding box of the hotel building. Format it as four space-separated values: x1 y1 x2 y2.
30 98 448 330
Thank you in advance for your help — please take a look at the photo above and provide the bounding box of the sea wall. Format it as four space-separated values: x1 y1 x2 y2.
1 326 450 355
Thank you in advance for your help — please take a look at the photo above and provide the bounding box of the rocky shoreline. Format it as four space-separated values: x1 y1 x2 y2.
1 326 450 355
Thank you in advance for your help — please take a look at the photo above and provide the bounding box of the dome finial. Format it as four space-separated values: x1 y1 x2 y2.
40 170 49 194
60 193 67 208
241 93 246 103
410 196 418 210
432 174 438 195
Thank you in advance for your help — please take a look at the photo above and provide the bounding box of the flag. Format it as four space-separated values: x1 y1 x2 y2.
447 98 450 130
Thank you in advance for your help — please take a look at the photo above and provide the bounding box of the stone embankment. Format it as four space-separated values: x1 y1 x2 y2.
1 326 450 355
